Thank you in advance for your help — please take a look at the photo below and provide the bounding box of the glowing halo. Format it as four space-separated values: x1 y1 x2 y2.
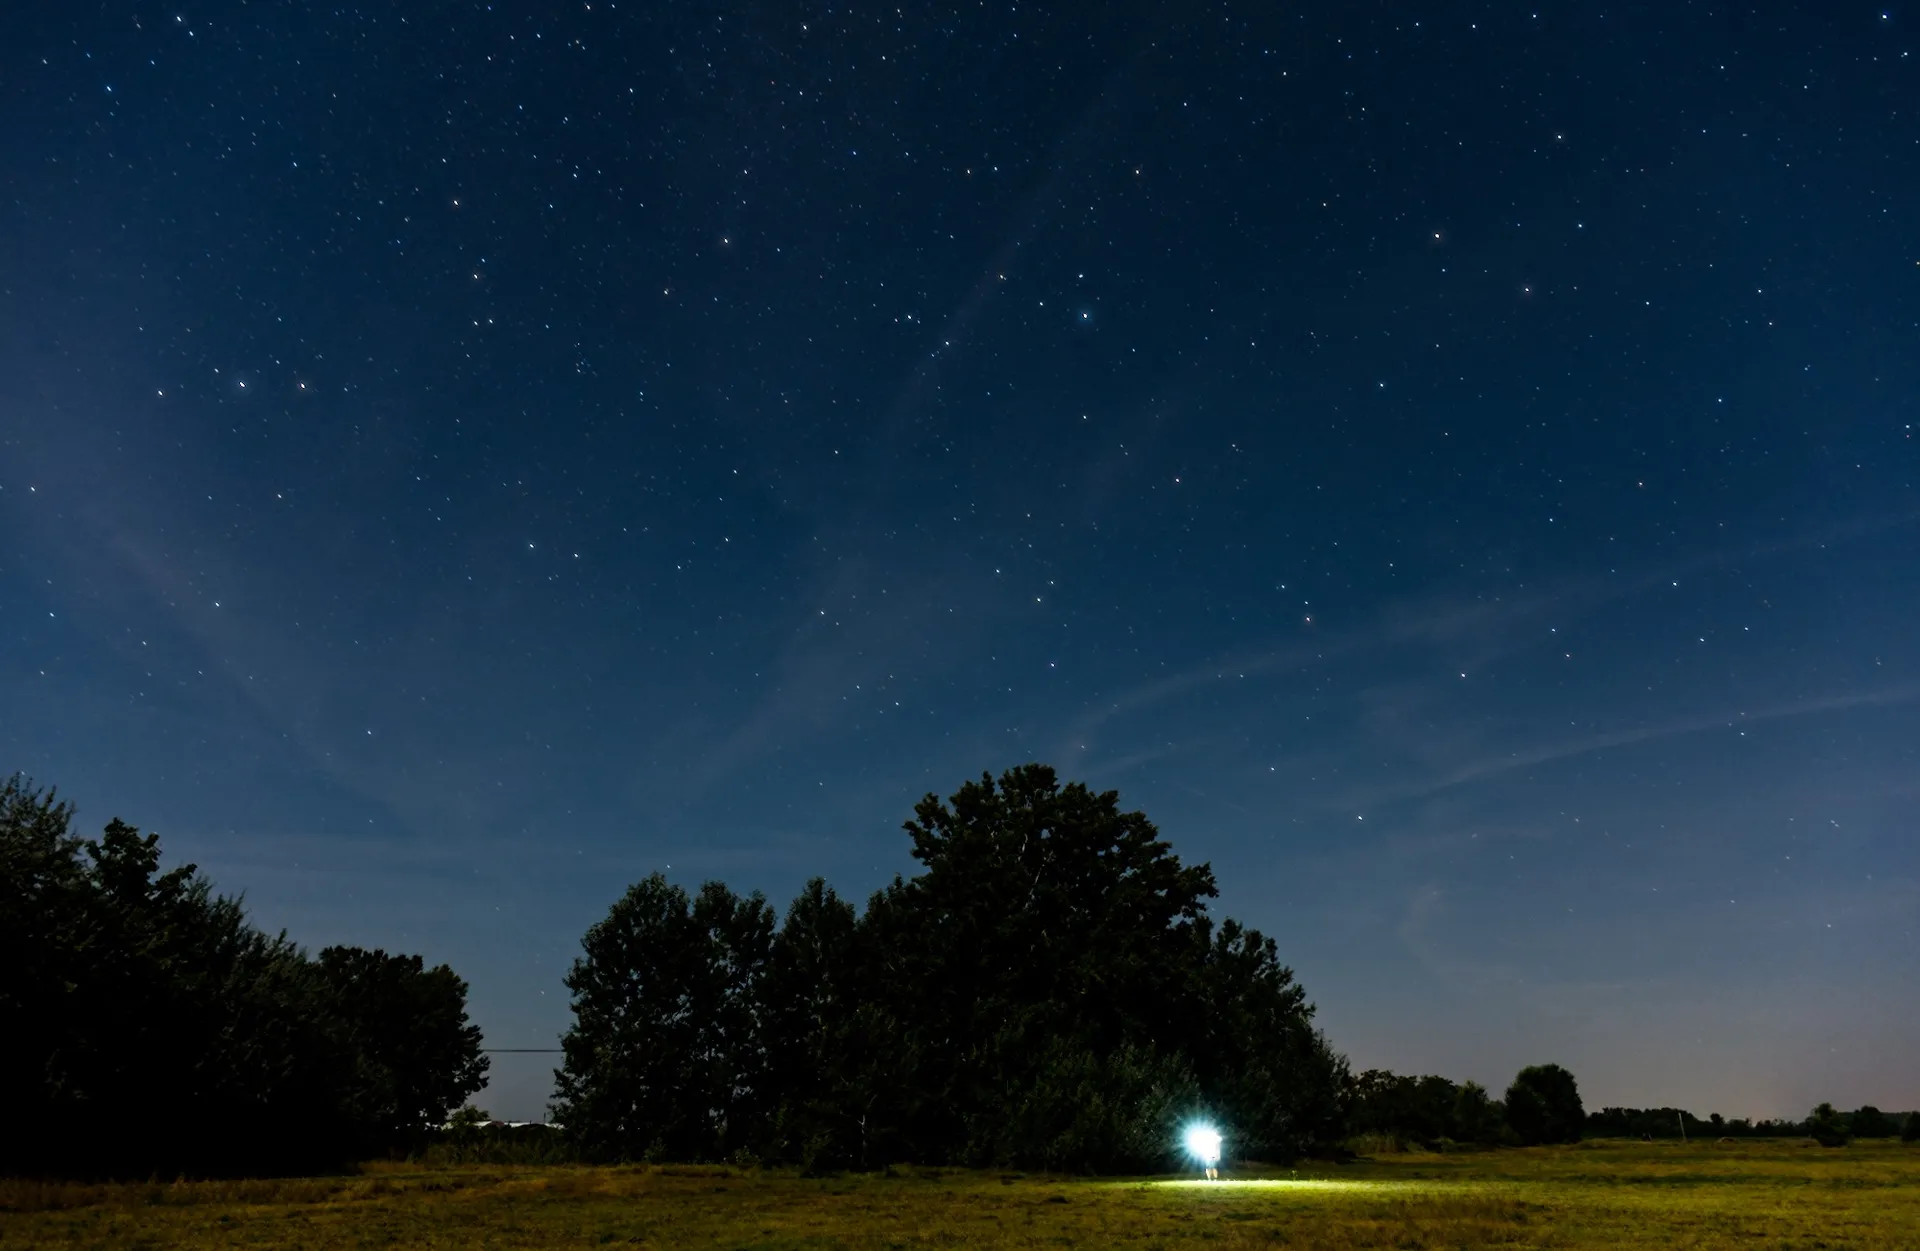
1182 1124 1223 1178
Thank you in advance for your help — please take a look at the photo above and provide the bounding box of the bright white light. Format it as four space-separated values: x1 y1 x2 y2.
1183 1124 1222 1166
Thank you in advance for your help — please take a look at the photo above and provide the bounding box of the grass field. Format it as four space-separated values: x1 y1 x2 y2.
5 1140 1917 1248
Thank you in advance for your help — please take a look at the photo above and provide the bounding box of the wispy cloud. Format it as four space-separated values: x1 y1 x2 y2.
1060 512 1920 767
1373 684 1920 804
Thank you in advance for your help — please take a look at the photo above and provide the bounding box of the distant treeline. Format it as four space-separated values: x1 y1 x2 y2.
1342 1073 1918 1150
0 776 488 1176
552 765 1348 1172
1586 1104 1917 1144
1343 1065 1585 1148
422 1113 573 1166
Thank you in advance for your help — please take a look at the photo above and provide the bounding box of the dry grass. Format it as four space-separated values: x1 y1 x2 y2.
3 1139 1916 1248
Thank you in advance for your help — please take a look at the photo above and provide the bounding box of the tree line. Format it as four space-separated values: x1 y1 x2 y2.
549 766 1916 1168
551 765 1347 1172
8 763 1913 1177
1343 1064 1586 1148
0 776 488 1176
1584 1104 1917 1145
1346 1069 1916 1150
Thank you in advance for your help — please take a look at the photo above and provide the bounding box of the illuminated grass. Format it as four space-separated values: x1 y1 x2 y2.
1148 1176 1419 1193
4 1140 1918 1248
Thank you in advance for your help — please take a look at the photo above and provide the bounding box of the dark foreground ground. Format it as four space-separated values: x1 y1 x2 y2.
4 1139 1916 1248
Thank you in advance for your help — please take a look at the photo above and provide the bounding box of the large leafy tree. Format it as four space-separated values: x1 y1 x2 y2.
886 765 1219 1163
314 946 489 1154
898 764 1218 1047
0 774 489 1175
1505 1063 1585 1145
30 812 334 1173
888 765 1345 1167
0 778 90 1144
1807 1102 1851 1147
553 874 774 1161
757 878 912 1171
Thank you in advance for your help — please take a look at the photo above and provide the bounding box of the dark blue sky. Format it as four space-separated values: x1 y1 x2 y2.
4 2 1915 1122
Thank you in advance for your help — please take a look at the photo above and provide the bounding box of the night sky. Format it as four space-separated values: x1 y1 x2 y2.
4 3 1916 1124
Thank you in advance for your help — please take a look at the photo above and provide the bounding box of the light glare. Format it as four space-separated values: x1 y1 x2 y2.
1183 1124 1222 1166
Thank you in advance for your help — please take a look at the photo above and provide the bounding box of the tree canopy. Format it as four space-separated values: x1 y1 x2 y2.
0 775 488 1176
1505 1064 1585 1146
553 764 1347 1170
1806 1102 1851 1148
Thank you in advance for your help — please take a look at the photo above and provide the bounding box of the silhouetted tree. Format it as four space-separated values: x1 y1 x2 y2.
555 764 1349 1170
1807 1103 1851 1147
885 765 1220 1162
1452 1080 1508 1144
552 874 774 1161
35 813 337 1173
1187 916 1347 1162
0 777 90 1155
758 878 869 1169
0 774 488 1176
447 1103 493 1129
314 946 489 1155
1847 1106 1896 1138
1344 1069 1509 1147
1902 1111 1920 1143
882 764 1338 1168
1505 1064 1584 1145
1585 1106 1788 1139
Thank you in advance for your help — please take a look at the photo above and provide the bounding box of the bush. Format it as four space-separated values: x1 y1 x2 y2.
1343 1131 1408 1155
984 1038 1199 1172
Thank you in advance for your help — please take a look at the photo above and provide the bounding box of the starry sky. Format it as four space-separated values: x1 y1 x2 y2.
4 3 1916 1123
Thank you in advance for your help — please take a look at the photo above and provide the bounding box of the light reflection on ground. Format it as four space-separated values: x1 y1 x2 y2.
1139 1178 1412 1193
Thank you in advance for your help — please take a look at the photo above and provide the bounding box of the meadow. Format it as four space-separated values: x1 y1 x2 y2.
4 1139 1916 1249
